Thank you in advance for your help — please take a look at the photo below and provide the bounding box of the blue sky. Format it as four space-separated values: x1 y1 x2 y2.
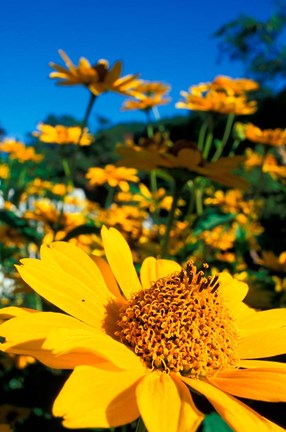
0 0 277 139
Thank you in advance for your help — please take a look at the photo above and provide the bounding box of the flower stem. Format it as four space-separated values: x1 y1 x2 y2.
135 417 147 432
212 113 235 161
78 93 97 145
145 110 154 138
161 181 183 258
198 117 209 152
69 93 97 181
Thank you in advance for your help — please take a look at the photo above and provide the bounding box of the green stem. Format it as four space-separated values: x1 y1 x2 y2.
161 181 183 258
135 417 147 432
145 110 154 138
185 180 195 219
62 157 73 188
202 131 213 160
195 183 204 216
69 93 97 180
78 93 97 145
198 117 209 152
150 170 159 219
212 113 235 161
229 138 241 156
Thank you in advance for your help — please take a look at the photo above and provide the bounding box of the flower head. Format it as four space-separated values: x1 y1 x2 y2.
176 76 258 115
1 227 286 431
86 164 139 192
122 80 171 111
117 137 248 189
243 123 286 147
33 124 93 146
49 50 140 96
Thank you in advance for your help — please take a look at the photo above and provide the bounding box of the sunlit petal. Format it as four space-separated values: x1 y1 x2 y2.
238 327 286 359
53 365 145 428
209 368 286 401
183 377 285 431
101 226 141 298
140 257 182 290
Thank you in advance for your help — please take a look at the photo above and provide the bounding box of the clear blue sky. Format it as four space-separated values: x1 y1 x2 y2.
0 0 277 139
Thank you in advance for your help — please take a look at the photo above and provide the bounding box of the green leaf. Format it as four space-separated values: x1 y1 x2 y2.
192 208 236 236
202 412 232 432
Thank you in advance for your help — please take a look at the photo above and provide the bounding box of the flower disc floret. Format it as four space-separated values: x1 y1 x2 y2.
116 262 238 377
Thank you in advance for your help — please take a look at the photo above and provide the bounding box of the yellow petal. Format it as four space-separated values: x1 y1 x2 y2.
101 226 141 298
238 327 286 359
53 365 144 428
209 367 286 401
0 306 37 319
219 272 248 303
90 255 126 300
136 371 187 432
240 359 286 369
43 327 146 371
42 241 116 302
171 374 205 431
140 257 182 290
0 312 103 369
16 255 114 330
238 308 286 337
183 377 285 432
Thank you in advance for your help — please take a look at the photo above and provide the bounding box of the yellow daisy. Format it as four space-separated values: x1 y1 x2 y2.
49 49 140 97
1 227 286 431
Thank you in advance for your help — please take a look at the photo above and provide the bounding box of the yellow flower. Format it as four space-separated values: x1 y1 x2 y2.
176 76 258 115
199 225 236 251
117 139 248 189
255 251 286 273
244 123 286 147
33 124 93 146
49 49 140 96
1 227 286 431
211 76 259 95
0 140 43 163
0 164 9 179
116 183 184 214
122 80 171 111
86 164 139 192
176 89 257 115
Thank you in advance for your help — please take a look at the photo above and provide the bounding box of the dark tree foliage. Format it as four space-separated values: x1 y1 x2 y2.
214 1 286 86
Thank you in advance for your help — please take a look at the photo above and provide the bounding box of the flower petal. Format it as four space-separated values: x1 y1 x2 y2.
219 272 248 303
90 255 124 300
238 309 286 337
101 226 141 298
209 368 286 401
43 327 147 371
140 257 182 290
0 311 105 369
238 327 286 359
136 371 201 432
183 377 285 432
16 250 117 329
53 365 144 428
171 374 205 431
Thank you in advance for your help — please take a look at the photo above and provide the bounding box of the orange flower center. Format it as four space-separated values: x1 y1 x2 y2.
116 262 239 377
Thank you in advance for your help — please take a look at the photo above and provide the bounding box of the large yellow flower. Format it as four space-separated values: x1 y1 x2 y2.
1 227 286 431
117 139 248 189
49 50 140 97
